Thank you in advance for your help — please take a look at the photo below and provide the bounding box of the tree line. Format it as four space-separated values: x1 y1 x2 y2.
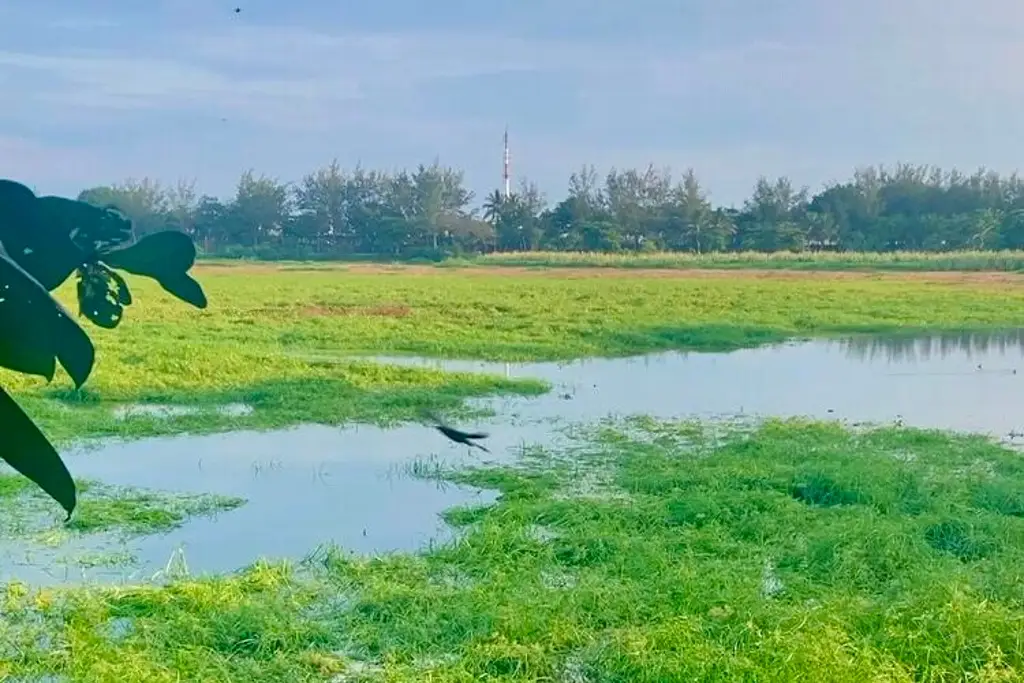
73 161 1024 259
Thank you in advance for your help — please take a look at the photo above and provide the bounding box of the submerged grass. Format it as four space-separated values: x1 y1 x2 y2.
5 417 1024 681
0 471 244 543
460 248 1024 272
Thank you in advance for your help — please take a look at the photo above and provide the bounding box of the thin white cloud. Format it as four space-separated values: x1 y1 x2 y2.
0 21 754 125
0 48 364 126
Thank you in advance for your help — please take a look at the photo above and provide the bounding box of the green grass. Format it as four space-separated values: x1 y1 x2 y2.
458 248 1024 272
4 418 1024 681
1 261 1021 446
0 471 244 546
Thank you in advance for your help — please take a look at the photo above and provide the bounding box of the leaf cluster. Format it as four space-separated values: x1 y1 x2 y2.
0 179 207 518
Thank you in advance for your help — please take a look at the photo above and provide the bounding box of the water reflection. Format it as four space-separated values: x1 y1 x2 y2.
370 330 1024 438
838 329 1024 363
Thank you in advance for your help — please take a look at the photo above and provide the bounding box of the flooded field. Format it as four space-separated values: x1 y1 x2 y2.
4 330 1024 584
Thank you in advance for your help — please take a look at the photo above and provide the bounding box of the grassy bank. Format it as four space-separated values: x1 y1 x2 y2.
458 248 1024 272
4 417 1024 681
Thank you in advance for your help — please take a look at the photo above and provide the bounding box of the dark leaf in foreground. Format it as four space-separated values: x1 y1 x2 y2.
424 410 491 453
0 181 86 290
157 273 208 309
76 262 132 329
0 249 95 387
103 231 208 309
0 387 76 519
0 179 208 518
39 195 133 256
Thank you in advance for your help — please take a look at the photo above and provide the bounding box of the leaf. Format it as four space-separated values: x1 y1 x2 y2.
156 273 207 309
109 268 132 305
103 231 207 309
54 309 95 389
0 386 76 519
0 249 95 388
62 200 133 254
0 183 87 290
75 263 132 329
103 230 196 274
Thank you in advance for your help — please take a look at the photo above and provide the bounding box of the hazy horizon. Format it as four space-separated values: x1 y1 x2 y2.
1 0 1021 207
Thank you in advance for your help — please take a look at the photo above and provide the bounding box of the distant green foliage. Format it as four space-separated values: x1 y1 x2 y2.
77 162 1024 260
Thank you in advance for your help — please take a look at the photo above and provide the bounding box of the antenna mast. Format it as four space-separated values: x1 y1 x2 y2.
503 126 511 199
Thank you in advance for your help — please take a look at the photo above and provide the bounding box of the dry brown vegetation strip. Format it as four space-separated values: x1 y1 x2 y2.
194 261 1024 285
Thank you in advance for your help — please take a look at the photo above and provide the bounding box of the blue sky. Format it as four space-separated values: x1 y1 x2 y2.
0 0 1020 207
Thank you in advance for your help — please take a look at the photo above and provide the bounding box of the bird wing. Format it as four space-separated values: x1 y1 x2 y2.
463 431 489 439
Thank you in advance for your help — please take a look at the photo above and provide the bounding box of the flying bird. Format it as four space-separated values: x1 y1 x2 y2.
424 410 490 453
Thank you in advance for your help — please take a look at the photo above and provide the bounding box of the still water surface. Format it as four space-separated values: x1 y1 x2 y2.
4 330 1024 584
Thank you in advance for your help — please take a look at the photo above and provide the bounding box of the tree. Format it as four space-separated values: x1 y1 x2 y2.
407 162 473 251
659 169 730 252
604 165 671 249
293 160 349 250
232 170 291 247
63 159 1024 259
78 177 170 237
739 176 810 251
192 195 233 251
0 179 207 518
165 178 200 235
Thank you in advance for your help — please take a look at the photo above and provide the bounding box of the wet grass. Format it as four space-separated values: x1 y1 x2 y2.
13 373 544 447
460 248 1024 272
0 472 244 542
5 417 1024 681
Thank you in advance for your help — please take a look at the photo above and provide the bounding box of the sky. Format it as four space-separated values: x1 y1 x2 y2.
0 0 1021 208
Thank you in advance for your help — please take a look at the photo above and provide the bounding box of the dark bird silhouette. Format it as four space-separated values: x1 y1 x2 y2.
233 7 242 12
424 411 490 453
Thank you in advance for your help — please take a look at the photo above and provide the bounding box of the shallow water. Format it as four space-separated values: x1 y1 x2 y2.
462 329 1024 438
6 329 1024 584
0 425 500 585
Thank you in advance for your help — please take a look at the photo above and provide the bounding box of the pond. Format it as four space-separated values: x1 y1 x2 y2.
4 329 1024 584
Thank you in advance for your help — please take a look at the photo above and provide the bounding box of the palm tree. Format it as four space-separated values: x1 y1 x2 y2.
482 189 506 224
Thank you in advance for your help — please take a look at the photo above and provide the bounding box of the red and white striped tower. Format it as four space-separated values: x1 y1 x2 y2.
503 126 511 199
